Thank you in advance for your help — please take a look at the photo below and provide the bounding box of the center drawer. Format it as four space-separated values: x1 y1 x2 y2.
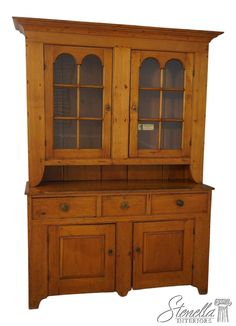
102 195 146 216
32 196 97 219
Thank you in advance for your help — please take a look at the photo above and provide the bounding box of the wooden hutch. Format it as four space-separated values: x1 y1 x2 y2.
13 17 222 309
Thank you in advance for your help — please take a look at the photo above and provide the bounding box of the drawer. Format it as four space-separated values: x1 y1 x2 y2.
32 196 97 218
102 195 146 216
151 193 208 214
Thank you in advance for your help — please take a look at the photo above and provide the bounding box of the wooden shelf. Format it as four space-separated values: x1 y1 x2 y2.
26 180 214 196
45 157 191 165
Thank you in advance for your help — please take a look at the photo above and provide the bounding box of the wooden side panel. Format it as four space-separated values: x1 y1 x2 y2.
116 222 132 296
112 47 130 159
26 41 45 186
28 197 48 308
190 51 209 182
48 226 59 295
192 192 212 294
192 216 210 293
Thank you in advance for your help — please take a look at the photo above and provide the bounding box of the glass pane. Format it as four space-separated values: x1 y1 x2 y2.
54 120 77 149
138 122 159 149
139 90 160 119
54 54 77 84
54 87 77 117
80 88 103 118
164 60 184 89
162 91 183 119
79 120 102 149
161 122 182 149
80 55 103 85
139 58 160 88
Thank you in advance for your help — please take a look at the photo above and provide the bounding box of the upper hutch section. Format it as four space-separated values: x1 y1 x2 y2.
13 17 222 186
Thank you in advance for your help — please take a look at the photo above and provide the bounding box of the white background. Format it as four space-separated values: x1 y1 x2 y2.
0 0 235 325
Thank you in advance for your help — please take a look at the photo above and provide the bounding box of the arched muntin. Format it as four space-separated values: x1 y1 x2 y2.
80 54 103 85
54 53 77 84
139 57 160 88
164 59 184 89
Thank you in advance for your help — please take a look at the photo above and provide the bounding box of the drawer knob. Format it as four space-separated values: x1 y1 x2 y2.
60 203 70 212
120 201 129 209
176 199 184 207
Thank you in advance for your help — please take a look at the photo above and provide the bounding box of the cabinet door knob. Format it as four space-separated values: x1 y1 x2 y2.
108 249 113 256
131 104 137 111
105 104 111 112
135 247 141 254
60 203 70 212
176 199 184 207
120 201 129 209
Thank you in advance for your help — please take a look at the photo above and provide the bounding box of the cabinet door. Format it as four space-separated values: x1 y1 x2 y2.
133 220 194 289
45 45 112 159
48 224 115 295
130 51 193 158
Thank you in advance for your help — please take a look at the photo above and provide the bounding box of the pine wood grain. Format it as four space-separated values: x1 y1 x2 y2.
112 47 130 158
14 17 220 308
26 41 45 186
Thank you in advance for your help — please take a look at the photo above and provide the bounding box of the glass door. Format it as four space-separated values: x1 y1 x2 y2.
130 51 193 158
45 46 112 159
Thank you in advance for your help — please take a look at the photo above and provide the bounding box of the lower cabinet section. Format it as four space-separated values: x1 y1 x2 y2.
47 220 195 299
48 224 116 295
133 220 194 289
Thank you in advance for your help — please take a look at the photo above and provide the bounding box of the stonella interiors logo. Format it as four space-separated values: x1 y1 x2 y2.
157 295 232 323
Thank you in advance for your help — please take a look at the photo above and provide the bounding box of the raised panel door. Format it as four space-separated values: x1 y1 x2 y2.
48 224 115 295
133 220 194 289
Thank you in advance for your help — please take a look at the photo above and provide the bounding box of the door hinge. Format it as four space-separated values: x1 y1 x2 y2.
44 64 47 71
193 69 195 77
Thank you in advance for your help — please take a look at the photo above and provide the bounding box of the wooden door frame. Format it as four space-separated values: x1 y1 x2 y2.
44 45 112 160
129 50 193 159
